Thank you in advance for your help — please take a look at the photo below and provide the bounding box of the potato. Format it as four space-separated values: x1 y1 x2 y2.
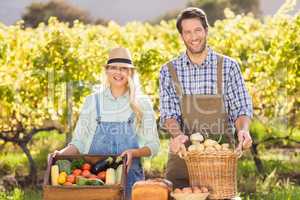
174 188 182 193
192 186 202 193
204 139 218 147
182 187 193 193
205 146 216 153
196 143 205 152
221 147 229 151
221 143 230 149
214 143 222 151
188 145 197 152
201 187 209 193
190 133 204 144
223 149 233 153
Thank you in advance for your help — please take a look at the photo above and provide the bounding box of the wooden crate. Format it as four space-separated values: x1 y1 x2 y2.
43 154 126 200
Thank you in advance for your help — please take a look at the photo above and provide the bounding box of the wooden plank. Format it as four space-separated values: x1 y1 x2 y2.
43 186 122 200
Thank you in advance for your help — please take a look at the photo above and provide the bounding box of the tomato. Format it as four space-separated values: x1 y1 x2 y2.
81 163 91 171
66 175 75 184
72 169 82 176
63 181 73 186
82 169 91 177
97 171 106 181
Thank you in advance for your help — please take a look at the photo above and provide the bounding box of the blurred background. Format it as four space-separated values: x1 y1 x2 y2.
0 0 299 199
0 0 300 25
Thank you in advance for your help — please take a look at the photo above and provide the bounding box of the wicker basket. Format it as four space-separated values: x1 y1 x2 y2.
183 151 238 199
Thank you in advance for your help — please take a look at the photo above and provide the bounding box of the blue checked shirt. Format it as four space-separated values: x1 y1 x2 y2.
159 47 253 130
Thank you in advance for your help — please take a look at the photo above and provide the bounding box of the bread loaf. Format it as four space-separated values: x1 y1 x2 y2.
132 178 172 200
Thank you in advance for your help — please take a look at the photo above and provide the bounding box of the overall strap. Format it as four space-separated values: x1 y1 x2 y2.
216 54 224 95
167 62 183 97
94 94 101 123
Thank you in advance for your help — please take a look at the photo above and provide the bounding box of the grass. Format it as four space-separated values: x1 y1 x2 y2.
0 188 42 200
0 131 65 174
0 188 24 200
143 138 169 177
243 187 300 200
0 152 28 176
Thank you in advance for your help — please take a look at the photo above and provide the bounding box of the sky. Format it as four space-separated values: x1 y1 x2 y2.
0 0 299 25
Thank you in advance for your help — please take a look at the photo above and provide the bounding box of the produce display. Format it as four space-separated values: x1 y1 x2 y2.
50 156 123 186
187 133 233 154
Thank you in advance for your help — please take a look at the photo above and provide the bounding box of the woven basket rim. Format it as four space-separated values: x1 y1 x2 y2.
183 151 239 160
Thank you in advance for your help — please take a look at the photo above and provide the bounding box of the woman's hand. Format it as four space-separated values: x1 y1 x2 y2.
52 144 80 158
120 149 136 173
120 147 151 173
52 149 62 158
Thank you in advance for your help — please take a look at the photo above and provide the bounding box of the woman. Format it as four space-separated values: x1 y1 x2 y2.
53 47 160 199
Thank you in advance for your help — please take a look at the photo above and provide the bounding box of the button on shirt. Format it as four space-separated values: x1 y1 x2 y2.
159 47 253 129
70 87 160 157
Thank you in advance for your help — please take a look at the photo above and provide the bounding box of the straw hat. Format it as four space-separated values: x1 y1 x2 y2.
106 47 135 68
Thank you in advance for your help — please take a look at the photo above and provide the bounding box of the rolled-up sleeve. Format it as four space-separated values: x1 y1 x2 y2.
137 96 160 157
226 61 253 122
159 64 181 128
69 95 95 153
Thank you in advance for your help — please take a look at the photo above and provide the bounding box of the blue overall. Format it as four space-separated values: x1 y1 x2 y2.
88 94 144 199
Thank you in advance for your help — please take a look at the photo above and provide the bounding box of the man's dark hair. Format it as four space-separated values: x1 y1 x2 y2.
176 7 209 34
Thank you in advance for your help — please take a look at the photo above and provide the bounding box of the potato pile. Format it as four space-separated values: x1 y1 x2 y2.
188 133 232 154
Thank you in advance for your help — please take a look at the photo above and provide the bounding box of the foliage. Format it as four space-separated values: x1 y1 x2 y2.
1 7 299 141
189 0 261 23
21 0 93 27
154 0 261 25
209 7 300 131
0 188 23 200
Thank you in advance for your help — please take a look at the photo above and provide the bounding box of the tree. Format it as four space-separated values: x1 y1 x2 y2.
0 18 103 184
154 0 261 25
94 18 109 26
21 0 92 28
188 0 261 25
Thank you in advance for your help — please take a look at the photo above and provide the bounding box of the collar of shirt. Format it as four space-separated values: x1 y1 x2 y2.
182 46 216 67
103 87 129 101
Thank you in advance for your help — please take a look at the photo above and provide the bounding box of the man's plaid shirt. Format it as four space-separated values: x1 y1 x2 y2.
159 47 253 130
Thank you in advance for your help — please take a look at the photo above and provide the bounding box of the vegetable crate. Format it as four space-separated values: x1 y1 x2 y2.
43 154 127 200
183 152 238 199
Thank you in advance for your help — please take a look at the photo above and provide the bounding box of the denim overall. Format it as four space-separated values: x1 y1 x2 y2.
89 94 144 199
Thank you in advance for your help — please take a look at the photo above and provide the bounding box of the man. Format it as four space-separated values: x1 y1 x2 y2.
159 7 253 188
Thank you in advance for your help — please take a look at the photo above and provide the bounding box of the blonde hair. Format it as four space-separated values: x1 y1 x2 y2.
102 69 143 128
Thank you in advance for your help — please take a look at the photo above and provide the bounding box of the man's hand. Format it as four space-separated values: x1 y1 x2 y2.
170 135 189 154
237 130 252 151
